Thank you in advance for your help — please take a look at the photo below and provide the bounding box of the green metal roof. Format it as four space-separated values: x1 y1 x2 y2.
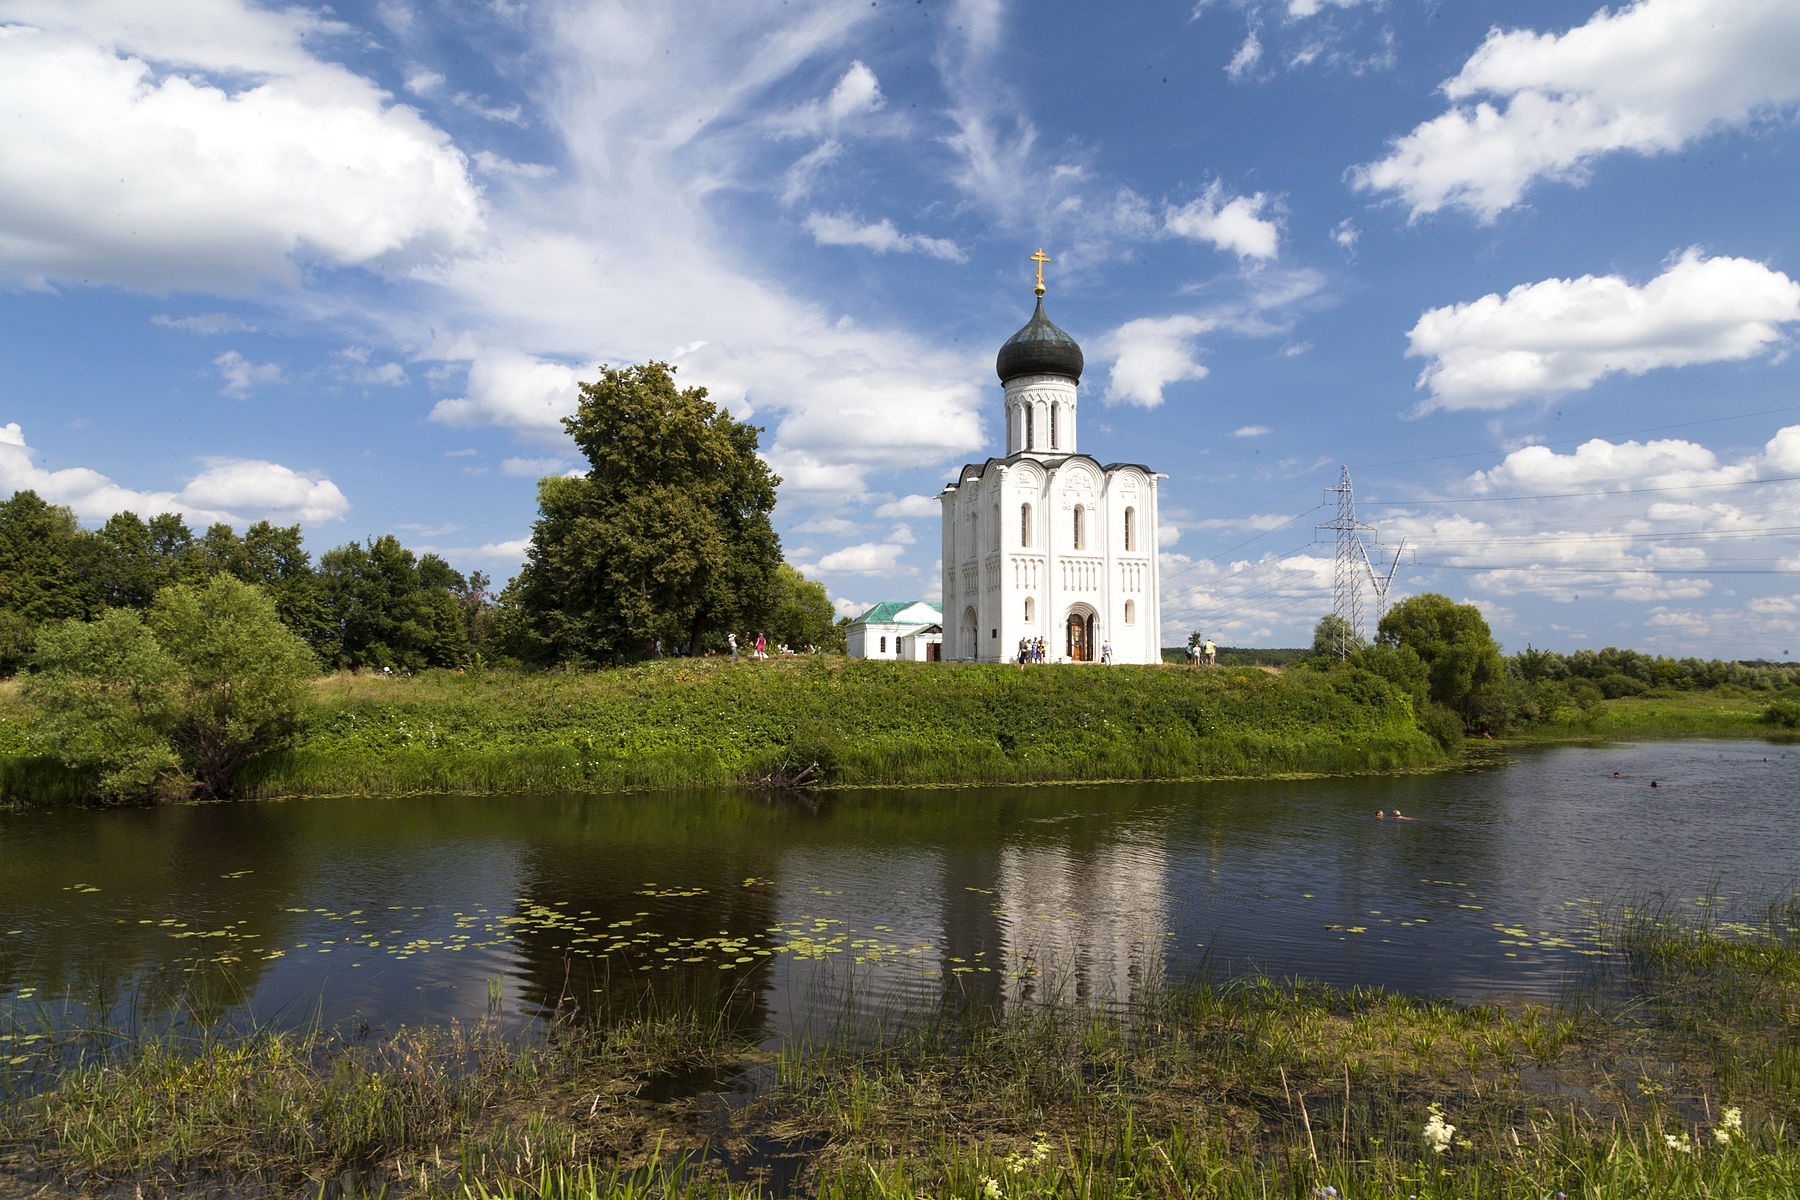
851 600 942 625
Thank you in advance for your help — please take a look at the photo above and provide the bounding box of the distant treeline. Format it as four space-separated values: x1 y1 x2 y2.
0 489 491 675
1161 646 1310 668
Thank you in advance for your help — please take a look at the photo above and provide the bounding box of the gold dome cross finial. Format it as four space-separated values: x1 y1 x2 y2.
1030 248 1050 296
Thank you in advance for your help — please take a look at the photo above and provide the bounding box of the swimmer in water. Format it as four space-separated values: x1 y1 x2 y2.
1376 811 1386 819
1392 809 1416 820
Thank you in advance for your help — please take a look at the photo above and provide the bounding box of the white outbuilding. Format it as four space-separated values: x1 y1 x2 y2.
938 264 1163 663
846 601 944 661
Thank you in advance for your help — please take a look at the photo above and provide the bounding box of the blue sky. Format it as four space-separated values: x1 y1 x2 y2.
3 0 1798 659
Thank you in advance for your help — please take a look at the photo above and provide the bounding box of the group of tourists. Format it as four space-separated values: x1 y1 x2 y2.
1185 637 1217 666
1016 636 1048 665
727 632 768 662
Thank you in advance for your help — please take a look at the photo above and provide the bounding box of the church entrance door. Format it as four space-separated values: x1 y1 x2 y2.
1066 613 1094 661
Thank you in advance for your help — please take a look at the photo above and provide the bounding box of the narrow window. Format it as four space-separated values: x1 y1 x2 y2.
1021 503 1032 547
1050 404 1059 449
1125 599 1136 625
1024 597 1035 622
879 636 887 653
1025 406 1034 449
1123 506 1135 552
1073 505 1084 551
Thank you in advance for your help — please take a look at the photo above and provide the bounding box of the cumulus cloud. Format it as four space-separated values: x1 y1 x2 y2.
802 212 965 261
1164 181 1280 261
1366 425 1800 610
0 10 483 289
1406 250 1800 413
1350 0 1800 221
1101 315 1215 407
812 540 908 575
427 351 589 437
874 494 941 518
1233 425 1271 438
213 349 282 397
0 421 347 525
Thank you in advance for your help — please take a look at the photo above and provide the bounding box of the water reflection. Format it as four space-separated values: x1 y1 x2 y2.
1 740 1795 1047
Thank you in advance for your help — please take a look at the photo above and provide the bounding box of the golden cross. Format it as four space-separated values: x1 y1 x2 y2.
1030 248 1050 296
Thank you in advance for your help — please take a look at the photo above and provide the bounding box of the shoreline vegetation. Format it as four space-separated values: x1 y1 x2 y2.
4 896 1799 1198
1 654 1793 810
2 657 1445 807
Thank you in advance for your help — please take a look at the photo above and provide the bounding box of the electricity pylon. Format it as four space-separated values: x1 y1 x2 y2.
1316 466 1406 659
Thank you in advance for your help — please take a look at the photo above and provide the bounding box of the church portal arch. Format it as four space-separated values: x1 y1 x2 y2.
1064 602 1097 662
961 606 978 659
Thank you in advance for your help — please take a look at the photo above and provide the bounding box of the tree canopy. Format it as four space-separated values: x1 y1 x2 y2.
501 361 784 663
1375 592 1507 732
26 576 318 801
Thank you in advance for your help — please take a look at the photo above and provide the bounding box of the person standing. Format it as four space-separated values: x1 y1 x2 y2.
755 633 767 660
728 632 738 663
1203 637 1217 667
1101 639 1112 665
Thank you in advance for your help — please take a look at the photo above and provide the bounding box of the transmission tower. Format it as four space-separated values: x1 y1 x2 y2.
1317 467 1373 658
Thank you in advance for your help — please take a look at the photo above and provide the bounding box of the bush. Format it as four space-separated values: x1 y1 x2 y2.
1762 700 1800 730
1598 673 1648 699
1416 701 1466 750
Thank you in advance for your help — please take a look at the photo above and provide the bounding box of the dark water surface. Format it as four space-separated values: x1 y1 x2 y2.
2 740 1796 1045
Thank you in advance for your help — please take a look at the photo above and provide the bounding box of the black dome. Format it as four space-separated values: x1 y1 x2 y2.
996 297 1083 383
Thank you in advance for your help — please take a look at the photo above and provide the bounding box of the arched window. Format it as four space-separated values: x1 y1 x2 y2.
1024 596 1035 622
1125 599 1136 625
1020 503 1032 547
1123 506 1135 552
1024 406 1035 449
1050 404 1059 449
879 636 887 653
1072 505 1084 550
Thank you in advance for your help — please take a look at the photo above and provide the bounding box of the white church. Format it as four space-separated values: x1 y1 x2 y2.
938 257 1163 663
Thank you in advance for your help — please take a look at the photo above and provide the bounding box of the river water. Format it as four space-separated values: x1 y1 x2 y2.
1 740 1795 1045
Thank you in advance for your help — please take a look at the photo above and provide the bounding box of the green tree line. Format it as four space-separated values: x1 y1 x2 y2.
0 490 489 674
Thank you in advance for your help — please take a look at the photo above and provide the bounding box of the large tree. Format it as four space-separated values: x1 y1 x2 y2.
1376 593 1509 732
317 535 470 671
505 361 782 663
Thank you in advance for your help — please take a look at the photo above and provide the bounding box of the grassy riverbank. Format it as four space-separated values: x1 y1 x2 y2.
0 657 1441 805
1509 689 1794 742
5 897 1799 1198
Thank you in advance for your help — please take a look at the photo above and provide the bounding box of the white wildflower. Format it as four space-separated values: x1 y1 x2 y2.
1715 1106 1743 1144
1423 1105 1456 1154
1665 1131 1692 1153
981 1176 1002 1199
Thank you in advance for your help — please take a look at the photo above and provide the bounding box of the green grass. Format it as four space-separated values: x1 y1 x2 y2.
7 897 1800 1199
0 658 1444 805
1509 689 1789 741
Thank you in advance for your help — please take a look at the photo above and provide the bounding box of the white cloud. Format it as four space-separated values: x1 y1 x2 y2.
500 456 571 477
832 595 865 620
0 10 483 290
1164 181 1280 261
151 312 254 335
213 349 282 397
1101 314 1214 407
874 494 941 518
769 59 886 137
179 457 350 523
803 212 966 261
1226 30 1262 81
813 541 907 575
427 350 588 437
1350 0 1800 221
1406 250 1800 413
1330 218 1358 252
795 515 861 536
0 421 347 526
404 69 444 96
1233 425 1271 438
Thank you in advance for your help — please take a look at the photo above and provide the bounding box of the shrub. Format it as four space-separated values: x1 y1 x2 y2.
1762 699 1800 730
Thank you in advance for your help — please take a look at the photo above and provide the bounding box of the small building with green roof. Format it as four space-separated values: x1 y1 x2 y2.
846 600 944 661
